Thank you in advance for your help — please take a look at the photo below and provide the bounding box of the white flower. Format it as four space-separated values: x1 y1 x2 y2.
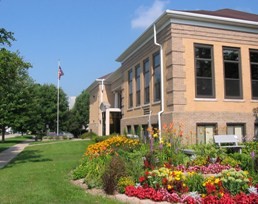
248 186 258 195
189 191 201 199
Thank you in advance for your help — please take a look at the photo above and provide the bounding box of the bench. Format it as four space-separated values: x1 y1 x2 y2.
214 135 244 154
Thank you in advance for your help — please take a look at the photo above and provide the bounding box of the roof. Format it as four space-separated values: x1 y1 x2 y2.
97 72 113 80
116 9 258 63
86 72 113 92
184 9 258 22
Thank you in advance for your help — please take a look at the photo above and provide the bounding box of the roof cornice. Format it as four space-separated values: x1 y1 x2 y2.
116 9 258 63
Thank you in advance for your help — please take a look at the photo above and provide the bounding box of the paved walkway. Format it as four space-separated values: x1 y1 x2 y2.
0 139 34 169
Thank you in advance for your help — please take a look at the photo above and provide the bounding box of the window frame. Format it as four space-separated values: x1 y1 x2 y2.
128 69 133 108
226 123 245 142
194 44 215 98
153 51 161 102
143 58 150 104
223 47 243 99
250 49 258 100
135 64 141 106
196 123 217 144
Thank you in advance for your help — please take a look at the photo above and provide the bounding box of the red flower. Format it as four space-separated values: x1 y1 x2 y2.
162 177 168 185
139 176 145 183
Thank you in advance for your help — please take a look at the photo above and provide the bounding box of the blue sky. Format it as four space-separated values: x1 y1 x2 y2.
1 0 258 97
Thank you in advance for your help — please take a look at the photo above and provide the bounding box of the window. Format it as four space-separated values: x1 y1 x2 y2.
223 47 242 99
194 44 215 98
250 50 258 99
128 69 133 108
153 52 161 102
227 123 244 142
143 58 150 104
135 64 141 106
127 125 132 134
197 124 217 144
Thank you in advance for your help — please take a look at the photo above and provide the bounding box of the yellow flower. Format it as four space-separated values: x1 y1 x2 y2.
167 185 172 190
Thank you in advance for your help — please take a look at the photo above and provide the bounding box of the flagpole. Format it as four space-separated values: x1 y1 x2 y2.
57 61 60 136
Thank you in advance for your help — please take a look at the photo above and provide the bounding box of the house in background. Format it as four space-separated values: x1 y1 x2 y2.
87 9 258 144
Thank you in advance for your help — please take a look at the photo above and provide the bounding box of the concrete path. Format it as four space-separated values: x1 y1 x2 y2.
0 139 34 169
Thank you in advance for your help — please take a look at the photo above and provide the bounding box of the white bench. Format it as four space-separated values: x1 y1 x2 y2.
214 135 244 154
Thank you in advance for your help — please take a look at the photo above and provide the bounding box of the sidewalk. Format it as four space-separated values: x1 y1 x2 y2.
0 139 34 169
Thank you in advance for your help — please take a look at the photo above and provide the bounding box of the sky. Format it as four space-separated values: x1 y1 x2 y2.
1 0 258 97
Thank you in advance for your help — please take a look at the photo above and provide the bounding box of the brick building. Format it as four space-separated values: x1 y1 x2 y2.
87 9 258 144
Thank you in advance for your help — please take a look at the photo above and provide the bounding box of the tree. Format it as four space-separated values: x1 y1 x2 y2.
12 81 43 135
66 90 90 137
32 84 69 135
0 28 15 47
0 49 31 142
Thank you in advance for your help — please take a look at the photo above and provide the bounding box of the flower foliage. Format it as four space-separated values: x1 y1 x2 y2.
139 167 188 193
126 165 258 203
85 136 139 158
219 168 251 195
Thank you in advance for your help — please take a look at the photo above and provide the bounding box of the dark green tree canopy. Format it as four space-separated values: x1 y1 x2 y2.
66 90 89 137
0 49 32 141
0 28 15 47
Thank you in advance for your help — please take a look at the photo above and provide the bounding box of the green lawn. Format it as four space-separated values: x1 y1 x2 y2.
0 140 123 204
0 136 31 153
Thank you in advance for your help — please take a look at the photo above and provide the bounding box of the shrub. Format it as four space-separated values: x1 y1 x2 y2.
80 132 97 139
231 153 251 171
72 155 111 188
220 156 240 167
193 144 226 158
191 155 208 166
118 146 147 181
94 135 113 143
102 155 126 195
117 176 135 193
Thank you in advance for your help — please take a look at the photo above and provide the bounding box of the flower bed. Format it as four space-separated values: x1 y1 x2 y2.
72 131 258 204
124 166 258 203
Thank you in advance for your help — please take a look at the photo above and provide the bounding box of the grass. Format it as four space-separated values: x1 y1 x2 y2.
0 135 32 153
0 140 123 204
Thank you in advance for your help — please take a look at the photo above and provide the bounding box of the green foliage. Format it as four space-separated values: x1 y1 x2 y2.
231 153 251 171
191 155 208 166
73 155 111 188
33 84 68 135
0 48 32 141
219 168 250 195
66 90 89 137
0 28 15 47
242 142 258 154
102 155 126 195
123 128 127 137
118 145 148 181
185 173 205 193
94 135 113 143
170 151 189 166
193 143 226 158
80 131 97 139
117 176 135 193
220 156 240 167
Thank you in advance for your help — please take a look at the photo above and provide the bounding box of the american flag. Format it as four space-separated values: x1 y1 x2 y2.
58 66 64 80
